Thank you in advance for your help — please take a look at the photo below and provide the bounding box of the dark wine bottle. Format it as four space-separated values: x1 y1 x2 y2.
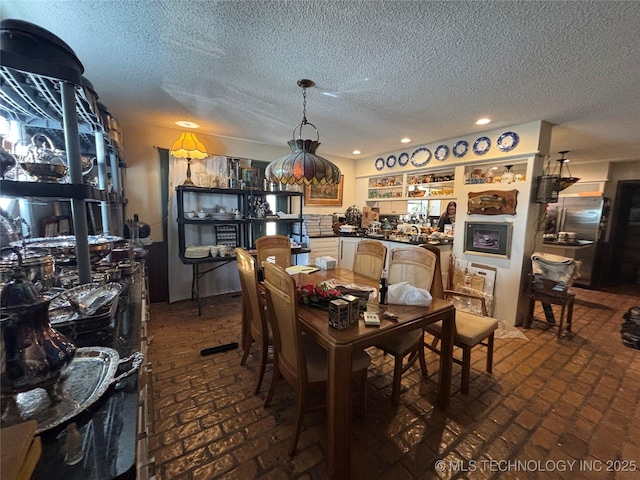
379 269 388 305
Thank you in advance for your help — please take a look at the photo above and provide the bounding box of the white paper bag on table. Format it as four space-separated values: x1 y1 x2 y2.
387 282 432 306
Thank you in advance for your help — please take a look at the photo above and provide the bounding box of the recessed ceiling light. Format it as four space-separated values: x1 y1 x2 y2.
400 138 411 143
352 150 361 155
175 121 200 128
475 118 491 125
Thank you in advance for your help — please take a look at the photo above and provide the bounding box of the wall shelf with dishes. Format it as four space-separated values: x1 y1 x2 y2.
365 170 456 202
367 175 404 200
463 162 527 185
405 170 455 200
175 185 306 314
175 185 305 264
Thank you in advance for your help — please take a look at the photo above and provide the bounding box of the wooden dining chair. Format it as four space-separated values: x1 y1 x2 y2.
421 244 499 394
352 240 387 280
526 253 578 339
255 234 291 268
235 248 272 394
375 246 433 405
262 261 371 456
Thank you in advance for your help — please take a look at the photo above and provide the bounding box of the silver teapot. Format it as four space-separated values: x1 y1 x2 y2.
20 133 68 182
19 133 94 182
1 250 76 399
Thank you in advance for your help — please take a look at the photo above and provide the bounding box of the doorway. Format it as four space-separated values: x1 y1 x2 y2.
608 180 640 293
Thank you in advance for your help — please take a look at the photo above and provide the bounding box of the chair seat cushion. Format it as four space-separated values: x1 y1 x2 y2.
302 335 371 383
425 311 498 346
376 328 423 356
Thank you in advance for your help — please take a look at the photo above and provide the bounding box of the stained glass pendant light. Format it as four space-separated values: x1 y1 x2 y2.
266 79 341 186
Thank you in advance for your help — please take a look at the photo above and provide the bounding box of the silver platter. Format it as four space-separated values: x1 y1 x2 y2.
1 347 119 434
52 282 123 316
13 235 122 265
49 295 119 331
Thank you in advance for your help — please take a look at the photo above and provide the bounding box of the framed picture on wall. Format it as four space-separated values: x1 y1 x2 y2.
464 222 512 258
304 175 344 206
241 167 261 190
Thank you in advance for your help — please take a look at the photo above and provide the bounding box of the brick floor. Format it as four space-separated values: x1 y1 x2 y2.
148 287 640 479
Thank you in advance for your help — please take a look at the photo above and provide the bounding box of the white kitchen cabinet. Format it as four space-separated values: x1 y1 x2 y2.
338 237 362 269
377 200 408 215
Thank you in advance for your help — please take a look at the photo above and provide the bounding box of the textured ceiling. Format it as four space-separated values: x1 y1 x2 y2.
2 0 639 165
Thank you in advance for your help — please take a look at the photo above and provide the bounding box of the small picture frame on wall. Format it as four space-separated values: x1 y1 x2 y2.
304 175 344 206
464 222 512 258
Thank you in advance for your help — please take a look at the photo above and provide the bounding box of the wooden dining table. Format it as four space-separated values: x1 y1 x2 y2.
292 266 455 480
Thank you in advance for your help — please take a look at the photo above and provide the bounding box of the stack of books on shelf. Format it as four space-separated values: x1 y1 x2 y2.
292 214 334 237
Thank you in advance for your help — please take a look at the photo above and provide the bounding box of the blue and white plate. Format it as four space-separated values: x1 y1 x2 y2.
410 147 432 167
398 152 409 166
375 157 385 170
434 145 449 161
386 155 397 168
497 131 519 152
453 140 468 158
473 136 491 156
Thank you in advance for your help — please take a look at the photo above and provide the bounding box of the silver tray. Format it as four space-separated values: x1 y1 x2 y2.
13 235 122 265
1 347 143 434
53 282 123 316
49 295 119 331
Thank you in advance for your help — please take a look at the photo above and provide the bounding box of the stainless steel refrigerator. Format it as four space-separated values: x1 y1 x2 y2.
544 195 608 287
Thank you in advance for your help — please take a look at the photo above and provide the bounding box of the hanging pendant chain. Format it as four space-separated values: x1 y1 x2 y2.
301 87 308 125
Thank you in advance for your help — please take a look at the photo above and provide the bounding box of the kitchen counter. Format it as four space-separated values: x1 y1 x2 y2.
340 232 454 246
542 240 594 248
30 266 147 480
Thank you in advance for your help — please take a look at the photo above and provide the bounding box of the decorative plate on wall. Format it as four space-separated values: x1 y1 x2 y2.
473 137 491 156
375 157 385 170
434 145 450 161
497 131 519 152
453 140 469 158
398 152 409 166
410 147 432 167
386 155 397 168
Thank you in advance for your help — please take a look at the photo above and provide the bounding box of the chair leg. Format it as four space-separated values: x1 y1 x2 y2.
240 334 252 366
289 387 306 456
418 342 428 377
525 295 535 328
253 343 268 395
567 298 574 333
461 346 471 394
557 304 566 339
486 333 495 374
264 363 280 408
